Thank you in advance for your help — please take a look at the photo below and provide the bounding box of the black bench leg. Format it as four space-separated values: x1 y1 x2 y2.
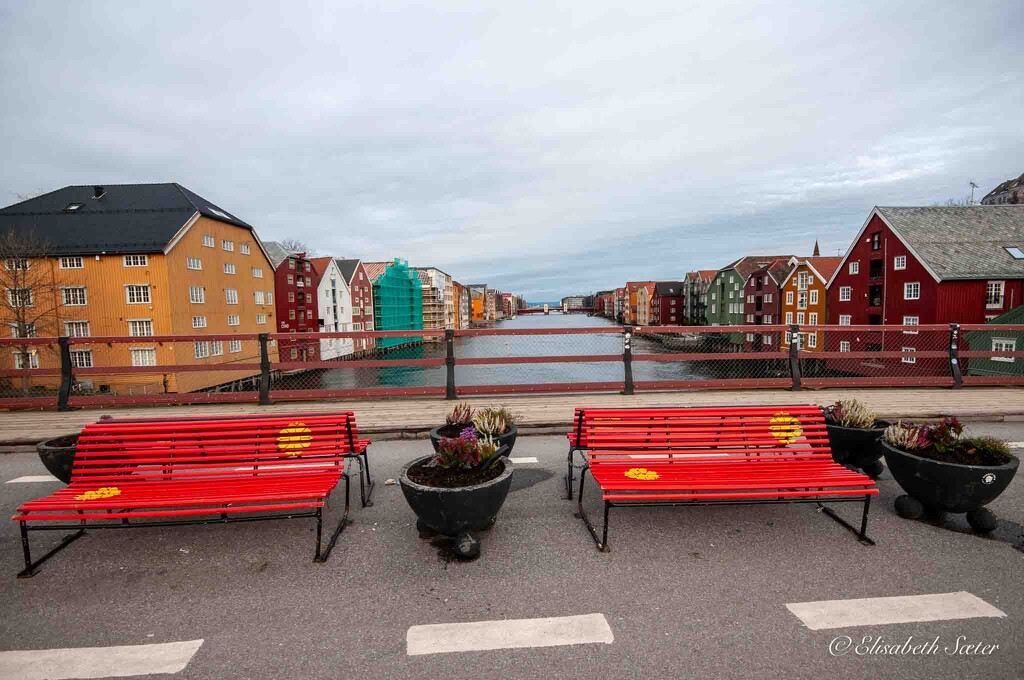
17 524 86 578
818 497 875 546
575 465 610 552
565 445 575 500
352 451 375 508
314 474 352 563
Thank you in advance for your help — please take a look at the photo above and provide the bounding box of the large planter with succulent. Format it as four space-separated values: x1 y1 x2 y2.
881 417 1019 532
429 403 518 455
401 425 514 558
823 399 890 478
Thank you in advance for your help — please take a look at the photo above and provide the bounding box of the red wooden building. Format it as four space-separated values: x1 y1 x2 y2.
265 241 320 361
336 259 375 354
652 282 684 325
741 258 792 351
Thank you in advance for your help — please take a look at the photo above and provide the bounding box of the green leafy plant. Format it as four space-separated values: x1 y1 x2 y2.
917 416 964 455
956 436 1013 466
884 421 922 451
432 426 502 470
445 402 474 426
826 399 879 429
884 418 1015 466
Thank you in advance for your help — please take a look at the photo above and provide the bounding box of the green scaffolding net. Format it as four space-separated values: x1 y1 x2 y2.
372 258 424 350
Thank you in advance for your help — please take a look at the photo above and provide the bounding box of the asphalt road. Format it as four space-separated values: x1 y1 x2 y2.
1 424 1022 679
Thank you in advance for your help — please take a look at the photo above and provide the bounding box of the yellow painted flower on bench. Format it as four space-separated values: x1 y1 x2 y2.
277 422 313 455
624 467 660 481
769 412 803 444
74 486 122 501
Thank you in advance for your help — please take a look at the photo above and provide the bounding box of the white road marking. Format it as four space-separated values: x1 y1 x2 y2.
509 456 538 464
407 613 613 656
6 475 60 484
786 592 1006 631
0 639 203 679
1006 441 1024 449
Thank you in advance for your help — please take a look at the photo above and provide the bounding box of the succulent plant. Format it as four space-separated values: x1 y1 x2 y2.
432 426 502 470
827 399 878 429
445 402 474 426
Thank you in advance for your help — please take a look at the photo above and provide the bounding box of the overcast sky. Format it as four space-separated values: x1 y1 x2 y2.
1 1 1021 300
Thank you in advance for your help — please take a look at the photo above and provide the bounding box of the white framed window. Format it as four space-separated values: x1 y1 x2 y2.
353 322 363 331
809 290 818 305
211 340 224 356
266 291 273 304
227 314 240 326
223 262 236 275
840 341 851 352
64 320 90 337
986 281 1005 309
746 314 754 323
225 288 238 305
797 272 809 289
254 291 265 305
202 234 215 247
764 293 772 303
4 258 29 271
710 304 716 314
13 350 39 369
992 338 1016 363
839 286 851 302
288 260 296 270
746 294 754 304
901 347 916 364
796 312 805 325
125 284 151 304
808 332 817 348
839 314 852 326
194 341 210 359
785 312 793 324
229 339 242 353
785 291 794 305
192 315 207 329
764 335 772 346
123 254 148 267
904 282 920 300
186 256 202 270
221 239 234 251
189 285 205 304
256 313 267 324
288 292 295 303
10 322 36 338
59 256 83 269
252 267 264 278
902 316 919 333
239 243 251 255
128 319 153 337
894 255 906 270
797 290 808 310
764 314 772 323
809 312 818 325
745 333 754 342
130 347 157 366
62 287 87 306
849 262 859 275
69 349 93 368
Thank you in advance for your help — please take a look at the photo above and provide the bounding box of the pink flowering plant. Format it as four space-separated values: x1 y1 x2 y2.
432 426 501 470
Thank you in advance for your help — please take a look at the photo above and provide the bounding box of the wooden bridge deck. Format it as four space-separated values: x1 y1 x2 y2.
1 387 1022 445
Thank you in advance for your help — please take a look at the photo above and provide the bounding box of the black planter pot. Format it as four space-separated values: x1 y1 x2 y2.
399 455 514 541
36 434 78 484
824 419 890 477
881 440 1019 530
429 423 518 455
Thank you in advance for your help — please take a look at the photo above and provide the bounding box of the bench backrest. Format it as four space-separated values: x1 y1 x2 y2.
71 412 361 486
572 405 831 463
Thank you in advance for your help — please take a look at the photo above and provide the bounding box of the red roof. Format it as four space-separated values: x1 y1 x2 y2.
805 256 842 281
361 261 392 282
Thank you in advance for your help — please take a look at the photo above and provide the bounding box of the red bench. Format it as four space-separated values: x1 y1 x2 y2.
14 412 371 577
566 405 878 551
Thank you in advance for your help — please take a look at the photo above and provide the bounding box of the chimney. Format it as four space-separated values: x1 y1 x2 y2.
93 186 105 199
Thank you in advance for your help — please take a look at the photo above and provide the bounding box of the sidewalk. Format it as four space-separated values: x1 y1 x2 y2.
1 386 1023 445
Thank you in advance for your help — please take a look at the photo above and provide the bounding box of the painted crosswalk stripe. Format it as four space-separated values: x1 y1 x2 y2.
509 456 538 464
6 475 60 484
786 592 1006 631
1006 441 1024 449
407 613 613 655
0 639 203 679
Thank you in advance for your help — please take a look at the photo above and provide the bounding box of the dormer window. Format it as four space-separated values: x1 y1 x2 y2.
1006 247 1024 260
64 203 83 212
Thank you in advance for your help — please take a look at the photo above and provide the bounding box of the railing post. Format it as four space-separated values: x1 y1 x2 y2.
622 326 635 395
445 328 457 400
788 324 802 391
948 323 962 388
258 332 272 405
57 336 74 411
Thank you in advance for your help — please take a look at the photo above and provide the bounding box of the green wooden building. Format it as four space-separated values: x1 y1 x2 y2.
705 255 793 323
964 305 1024 378
362 258 424 350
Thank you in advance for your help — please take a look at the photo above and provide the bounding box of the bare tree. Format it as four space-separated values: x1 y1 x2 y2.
0 230 62 395
278 238 315 256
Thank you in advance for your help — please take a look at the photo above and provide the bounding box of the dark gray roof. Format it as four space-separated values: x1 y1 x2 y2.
655 281 683 296
876 206 1024 280
261 241 294 269
334 258 361 284
723 255 794 280
0 183 254 255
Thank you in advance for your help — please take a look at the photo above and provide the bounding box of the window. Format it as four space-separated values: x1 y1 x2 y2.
251 267 263 278
128 319 153 336
797 291 808 310
353 322 362 331
70 349 93 368
809 290 818 305
221 239 234 251
746 314 754 323
223 262 236 275
809 312 818 325
125 284 151 304
901 347 916 364
796 312 805 324
229 339 242 353
711 304 717 314
849 262 859 275
240 243 251 255
288 292 295 303
785 291 794 305
304 262 311 273
797 272 809 289
256 313 267 324
130 348 157 366
254 291 265 305
63 202 83 212
287 274 294 285
992 338 1016 363
746 333 754 342
59 256 83 269
764 314 772 323
225 288 238 305
186 256 202 270
13 351 39 369
764 335 772 346
305 293 312 304
305 277 311 287
746 294 753 303
365 322 374 331
10 322 36 338
211 340 224 356
266 291 273 304
807 333 817 348
288 259 296 270
123 255 148 267
840 341 851 352
192 315 207 329
289 309 296 320
6 289 33 310
1004 247 1024 259
62 287 87 306
189 285 205 304
785 312 793 324
4 257 29 271
839 286 851 302
227 315 240 326
202 234 215 247
839 315 852 325
870 232 881 250
894 255 906 270
902 316 919 333
194 341 210 359
904 282 920 300
986 281 1005 308
65 320 90 337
